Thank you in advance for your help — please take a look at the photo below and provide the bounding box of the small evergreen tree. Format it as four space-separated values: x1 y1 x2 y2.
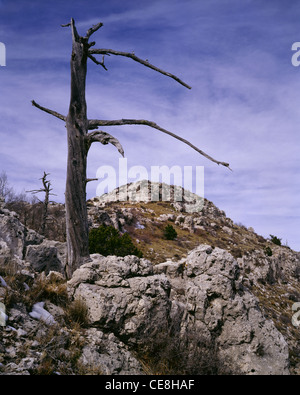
264 246 273 257
163 224 178 240
269 234 282 246
89 225 143 258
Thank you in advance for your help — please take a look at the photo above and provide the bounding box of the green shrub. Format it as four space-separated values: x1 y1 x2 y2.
89 225 143 258
163 224 178 240
269 234 282 246
264 246 273 257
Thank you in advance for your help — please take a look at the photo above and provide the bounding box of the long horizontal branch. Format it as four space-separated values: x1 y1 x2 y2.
88 119 230 169
89 48 191 90
31 100 66 122
27 189 56 196
26 189 45 194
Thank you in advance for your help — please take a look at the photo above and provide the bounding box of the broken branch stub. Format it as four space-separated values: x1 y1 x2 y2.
86 130 125 157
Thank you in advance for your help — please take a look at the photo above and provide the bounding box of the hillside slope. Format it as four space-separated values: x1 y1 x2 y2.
1 183 300 375
87 181 300 373
87 180 288 263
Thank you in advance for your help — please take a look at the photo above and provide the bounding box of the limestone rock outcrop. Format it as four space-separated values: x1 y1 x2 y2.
156 245 290 375
0 194 296 375
67 246 290 375
68 255 171 344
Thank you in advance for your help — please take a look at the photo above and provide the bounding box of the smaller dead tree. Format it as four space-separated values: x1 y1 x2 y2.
27 172 56 235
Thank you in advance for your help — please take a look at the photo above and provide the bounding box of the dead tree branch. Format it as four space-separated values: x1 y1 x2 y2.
31 100 66 122
89 48 192 89
88 118 230 169
86 178 98 184
86 130 124 157
88 53 108 71
85 22 103 39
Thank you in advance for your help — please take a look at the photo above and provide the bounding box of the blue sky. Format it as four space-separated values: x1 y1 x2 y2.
0 0 300 250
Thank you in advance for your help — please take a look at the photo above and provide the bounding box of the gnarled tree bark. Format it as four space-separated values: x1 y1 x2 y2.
64 19 90 279
32 18 230 279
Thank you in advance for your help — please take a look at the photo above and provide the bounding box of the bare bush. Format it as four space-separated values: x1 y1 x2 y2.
65 298 89 328
135 327 238 375
0 171 14 201
0 171 27 203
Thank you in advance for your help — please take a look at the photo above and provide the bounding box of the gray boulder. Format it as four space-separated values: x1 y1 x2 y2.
0 208 26 259
237 247 300 285
79 328 144 375
0 203 58 298
68 254 171 344
25 240 66 274
0 201 44 261
156 245 290 375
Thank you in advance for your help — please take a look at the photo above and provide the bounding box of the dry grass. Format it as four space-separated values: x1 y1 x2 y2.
64 298 89 328
25 272 68 308
135 327 238 375
0 261 68 310
0 261 99 375
31 318 104 375
31 325 87 375
104 201 270 264
0 261 34 307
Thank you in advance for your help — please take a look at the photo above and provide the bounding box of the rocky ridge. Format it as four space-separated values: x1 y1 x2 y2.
0 186 300 375
87 180 272 263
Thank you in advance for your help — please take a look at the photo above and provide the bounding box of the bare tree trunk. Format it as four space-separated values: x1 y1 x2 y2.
41 189 49 236
41 175 50 235
27 171 55 236
64 20 90 279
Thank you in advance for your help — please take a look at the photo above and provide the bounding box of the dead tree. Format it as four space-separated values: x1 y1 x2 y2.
32 18 230 279
27 172 56 235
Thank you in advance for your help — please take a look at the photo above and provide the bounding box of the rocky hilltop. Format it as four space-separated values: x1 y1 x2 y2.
0 183 300 375
87 180 285 263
